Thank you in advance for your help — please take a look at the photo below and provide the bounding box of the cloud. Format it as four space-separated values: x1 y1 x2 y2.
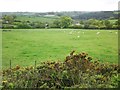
0 0 119 12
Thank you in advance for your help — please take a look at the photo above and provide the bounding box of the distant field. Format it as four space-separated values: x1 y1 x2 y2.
15 16 58 23
2 29 118 69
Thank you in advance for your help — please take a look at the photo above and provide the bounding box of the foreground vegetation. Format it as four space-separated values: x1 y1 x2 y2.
2 29 118 69
2 51 120 89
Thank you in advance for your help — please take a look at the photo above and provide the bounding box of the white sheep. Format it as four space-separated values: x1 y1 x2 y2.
96 32 100 35
115 32 117 34
77 35 80 38
69 31 73 35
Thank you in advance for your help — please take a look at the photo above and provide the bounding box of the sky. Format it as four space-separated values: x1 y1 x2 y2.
0 0 119 12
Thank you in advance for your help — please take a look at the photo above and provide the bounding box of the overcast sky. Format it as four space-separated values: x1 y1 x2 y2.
0 0 119 12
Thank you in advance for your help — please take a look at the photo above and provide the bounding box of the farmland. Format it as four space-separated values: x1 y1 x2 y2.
1 4 119 89
2 11 118 29
2 29 118 69
15 15 59 24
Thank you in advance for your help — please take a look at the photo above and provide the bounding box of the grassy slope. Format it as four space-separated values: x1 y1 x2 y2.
2 29 118 69
15 16 58 23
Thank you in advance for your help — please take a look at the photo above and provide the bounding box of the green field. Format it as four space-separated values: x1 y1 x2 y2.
15 16 58 23
2 29 118 69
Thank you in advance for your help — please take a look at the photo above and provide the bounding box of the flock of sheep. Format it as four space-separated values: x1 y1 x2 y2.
65 30 118 38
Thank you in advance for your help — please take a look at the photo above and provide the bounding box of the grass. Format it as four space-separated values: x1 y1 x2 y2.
15 16 58 23
2 29 118 69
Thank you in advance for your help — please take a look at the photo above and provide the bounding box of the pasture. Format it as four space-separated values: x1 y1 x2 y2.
2 29 118 69
15 15 58 23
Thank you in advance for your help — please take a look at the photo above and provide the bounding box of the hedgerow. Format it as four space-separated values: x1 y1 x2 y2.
2 51 120 89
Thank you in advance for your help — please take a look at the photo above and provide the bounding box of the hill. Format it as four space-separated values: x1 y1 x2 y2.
1 11 118 20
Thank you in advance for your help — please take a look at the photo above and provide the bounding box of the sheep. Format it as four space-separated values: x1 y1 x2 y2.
115 32 117 34
96 32 100 35
69 31 73 35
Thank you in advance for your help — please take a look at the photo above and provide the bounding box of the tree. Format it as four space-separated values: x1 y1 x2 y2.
32 22 45 28
17 21 31 29
116 19 120 29
80 20 84 24
84 19 99 29
60 16 72 28
53 20 61 28
99 20 106 29
104 20 111 29
2 15 15 24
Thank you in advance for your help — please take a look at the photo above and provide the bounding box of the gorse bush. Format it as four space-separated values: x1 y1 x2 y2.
2 51 120 89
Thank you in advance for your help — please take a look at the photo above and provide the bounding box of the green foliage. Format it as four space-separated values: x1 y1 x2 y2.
31 22 45 28
104 20 111 29
2 24 15 29
72 19 118 29
60 16 73 28
52 16 73 28
2 15 16 24
1 14 118 29
69 24 84 29
53 20 61 28
117 19 120 29
83 19 116 29
2 15 56 29
16 21 32 29
2 51 119 89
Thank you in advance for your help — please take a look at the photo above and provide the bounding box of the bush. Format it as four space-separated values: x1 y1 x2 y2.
16 22 32 29
2 24 15 29
69 24 84 29
31 22 45 28
2 51 120 89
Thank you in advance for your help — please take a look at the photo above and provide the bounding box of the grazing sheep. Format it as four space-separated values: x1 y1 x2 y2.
69 31 73 35
115 32 117 34
96 32 100 35
77 35 80 38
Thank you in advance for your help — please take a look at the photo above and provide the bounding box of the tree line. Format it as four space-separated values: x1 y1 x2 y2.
1 15 119 29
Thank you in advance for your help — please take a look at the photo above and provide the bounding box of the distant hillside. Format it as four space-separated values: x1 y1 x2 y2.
1 11 118 20
55 11 118 20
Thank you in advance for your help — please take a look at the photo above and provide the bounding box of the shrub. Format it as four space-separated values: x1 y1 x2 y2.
16 22 32 29
2 51 120 89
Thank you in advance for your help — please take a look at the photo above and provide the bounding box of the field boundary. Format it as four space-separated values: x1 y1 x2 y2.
0 29 2 86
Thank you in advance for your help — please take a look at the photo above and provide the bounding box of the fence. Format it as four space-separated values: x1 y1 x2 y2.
9 60 37 69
